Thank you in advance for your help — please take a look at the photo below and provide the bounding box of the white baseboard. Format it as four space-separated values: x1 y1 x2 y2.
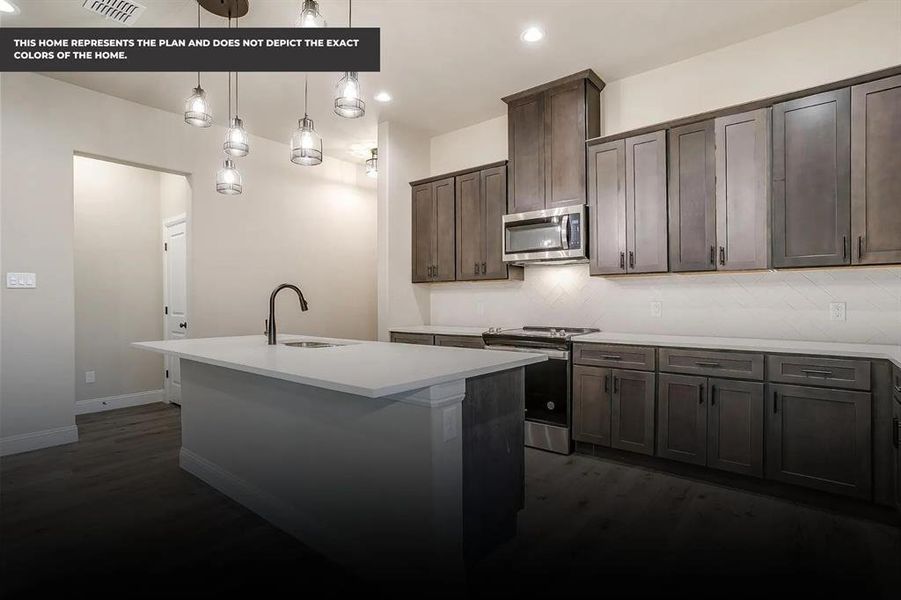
0 425 79 457
75 389 164 415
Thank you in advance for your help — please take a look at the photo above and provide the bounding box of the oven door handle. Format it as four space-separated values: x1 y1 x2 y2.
484 344 569 360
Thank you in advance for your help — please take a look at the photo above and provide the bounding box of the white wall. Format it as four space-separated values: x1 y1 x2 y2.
424 0 901 343
377 121 431 340
160 171 189 220
1 73 377 449
73 157 166 403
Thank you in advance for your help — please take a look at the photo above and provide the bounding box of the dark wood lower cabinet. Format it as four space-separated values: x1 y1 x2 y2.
707 378 764 477
766 383 872 499
611 369 655 456
657 374 707 466
572 365 612 446
893 381 901 511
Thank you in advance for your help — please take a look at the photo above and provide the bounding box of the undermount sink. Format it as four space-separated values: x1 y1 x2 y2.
283 341 347 349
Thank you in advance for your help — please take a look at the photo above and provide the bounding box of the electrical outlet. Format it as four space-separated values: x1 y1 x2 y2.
650 301 663 318
442 406 458 442
85 370 96 384
829 302 846 322
6 272 37 288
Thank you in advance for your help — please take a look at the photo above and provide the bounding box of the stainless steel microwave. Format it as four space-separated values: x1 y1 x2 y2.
502 205 587 264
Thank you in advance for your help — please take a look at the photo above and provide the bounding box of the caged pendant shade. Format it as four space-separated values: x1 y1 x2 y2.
216 158 243 195
291 117 323 166
334 71 365 119
365 148 378 178
297 0 326 27
224 116 249 156
184 85 212 127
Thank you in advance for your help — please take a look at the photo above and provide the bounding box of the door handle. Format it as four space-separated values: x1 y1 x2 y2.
474 262 479 276
604 374 609 393
719 246 726 266
857 235 863 260
711 385 716 406
179 322 187 328
481 262 486 275
619 251 625 270
628 250 635 269
842 235 848 260
698 384 704 405
613 375 619 394
773 390 778 414
710 246 716 265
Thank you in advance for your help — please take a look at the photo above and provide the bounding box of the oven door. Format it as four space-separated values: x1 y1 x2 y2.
502 205 586 263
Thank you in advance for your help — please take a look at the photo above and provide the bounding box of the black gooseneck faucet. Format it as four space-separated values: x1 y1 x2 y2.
267 284 309 345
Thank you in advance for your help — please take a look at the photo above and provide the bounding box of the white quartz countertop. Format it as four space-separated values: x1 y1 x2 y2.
389 325 487 336
573 331 901 368
133 335 546 398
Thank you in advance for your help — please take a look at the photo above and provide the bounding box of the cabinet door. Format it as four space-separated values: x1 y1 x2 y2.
715 108 771 270
773 89 851 267
766 383 871 499
611 369 656 456
545 80 587 209
507 94 546 213
572 365 612 446
411 183 434 282
891 380 900 511
668 121 716 272
481 165 509 279
625 131 668 273
433 177 456 282
587 140 627 275
657 373 707 466
708 378 764 477
455 172 483 281
851 74 901 265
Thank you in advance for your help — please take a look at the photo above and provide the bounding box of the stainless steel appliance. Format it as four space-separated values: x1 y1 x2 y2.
482 326 599 454
502 205 587 264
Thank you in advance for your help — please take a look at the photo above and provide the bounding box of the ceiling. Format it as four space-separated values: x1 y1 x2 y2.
5 0 860 163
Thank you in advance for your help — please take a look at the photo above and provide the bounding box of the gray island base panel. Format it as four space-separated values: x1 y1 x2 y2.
133 336 542 586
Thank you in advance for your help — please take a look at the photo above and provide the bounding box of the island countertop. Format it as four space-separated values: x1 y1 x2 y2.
133 335 546 398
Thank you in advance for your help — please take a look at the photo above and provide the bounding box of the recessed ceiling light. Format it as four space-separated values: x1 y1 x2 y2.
374 91 392 103
521 26 544 43
0 0 20 14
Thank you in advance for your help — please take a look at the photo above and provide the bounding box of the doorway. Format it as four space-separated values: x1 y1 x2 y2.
73 155 191 414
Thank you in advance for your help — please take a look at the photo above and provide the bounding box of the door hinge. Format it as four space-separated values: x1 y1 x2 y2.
165 369 169 378
164 242 168 251
164 306 168 315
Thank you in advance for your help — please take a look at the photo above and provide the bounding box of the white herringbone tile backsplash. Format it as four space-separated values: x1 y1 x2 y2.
429 265 901 344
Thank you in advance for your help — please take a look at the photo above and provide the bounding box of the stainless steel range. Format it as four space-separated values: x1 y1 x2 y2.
482 326 599 454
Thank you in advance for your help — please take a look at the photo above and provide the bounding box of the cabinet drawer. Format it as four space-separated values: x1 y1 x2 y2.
389 332 435 346
659 348 764 380
434 334 485 349
573 343 655 371
767 355 870 391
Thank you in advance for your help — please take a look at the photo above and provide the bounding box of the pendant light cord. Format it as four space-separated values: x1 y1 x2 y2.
348 0 352 27
227 16 232 121
196 1 201 88
304 73 309 118
235 15 239 117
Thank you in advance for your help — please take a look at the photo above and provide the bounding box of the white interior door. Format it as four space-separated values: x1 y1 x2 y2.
163 216 187 404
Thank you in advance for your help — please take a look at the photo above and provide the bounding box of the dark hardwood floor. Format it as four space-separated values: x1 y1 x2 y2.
2 403 899 598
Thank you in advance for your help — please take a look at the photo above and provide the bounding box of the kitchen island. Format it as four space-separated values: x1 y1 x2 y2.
133 334 545 585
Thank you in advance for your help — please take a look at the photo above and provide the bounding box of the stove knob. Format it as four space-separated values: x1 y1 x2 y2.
546 401 556 411
549 329 557 336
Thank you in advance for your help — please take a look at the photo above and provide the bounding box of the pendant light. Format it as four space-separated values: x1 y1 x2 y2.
184 2 212 127
365 148 378 178
291 74 323 166
334 0 365 119
224 17 249 156
297 0 326 27
216 158 243 194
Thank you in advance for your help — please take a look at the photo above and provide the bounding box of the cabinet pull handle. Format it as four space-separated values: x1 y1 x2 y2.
613 375 619 394
604 375 609 393
719 246 726 266
801 369 833 378
619 251 625 270
695 361 721 368
481 262 486 275
842 235 848 260
710 246 716 265
699 384 704 405
893 417 899 448
858 236 863 260
474 262 479 276
601 355 622 360
711 385 716 406
629 251 635 269
773 390 778 414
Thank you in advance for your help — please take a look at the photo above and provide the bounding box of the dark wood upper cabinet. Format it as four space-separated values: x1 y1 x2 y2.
668 121 716 272
773 89 851 268
587 139 627 275
455 164 517 281
851 74 901 265
411 177 455 282
626 131 668 273
587 131 667 275
504 70 603 213
767 383 872 499
715 108 772 271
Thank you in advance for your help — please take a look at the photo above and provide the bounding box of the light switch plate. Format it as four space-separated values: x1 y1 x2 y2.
650 301 663 318
85 370 96 384
6 272 37 289
829 302 846 322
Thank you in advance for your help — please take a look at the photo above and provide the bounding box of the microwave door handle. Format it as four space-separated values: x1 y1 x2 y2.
560 215 570 249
